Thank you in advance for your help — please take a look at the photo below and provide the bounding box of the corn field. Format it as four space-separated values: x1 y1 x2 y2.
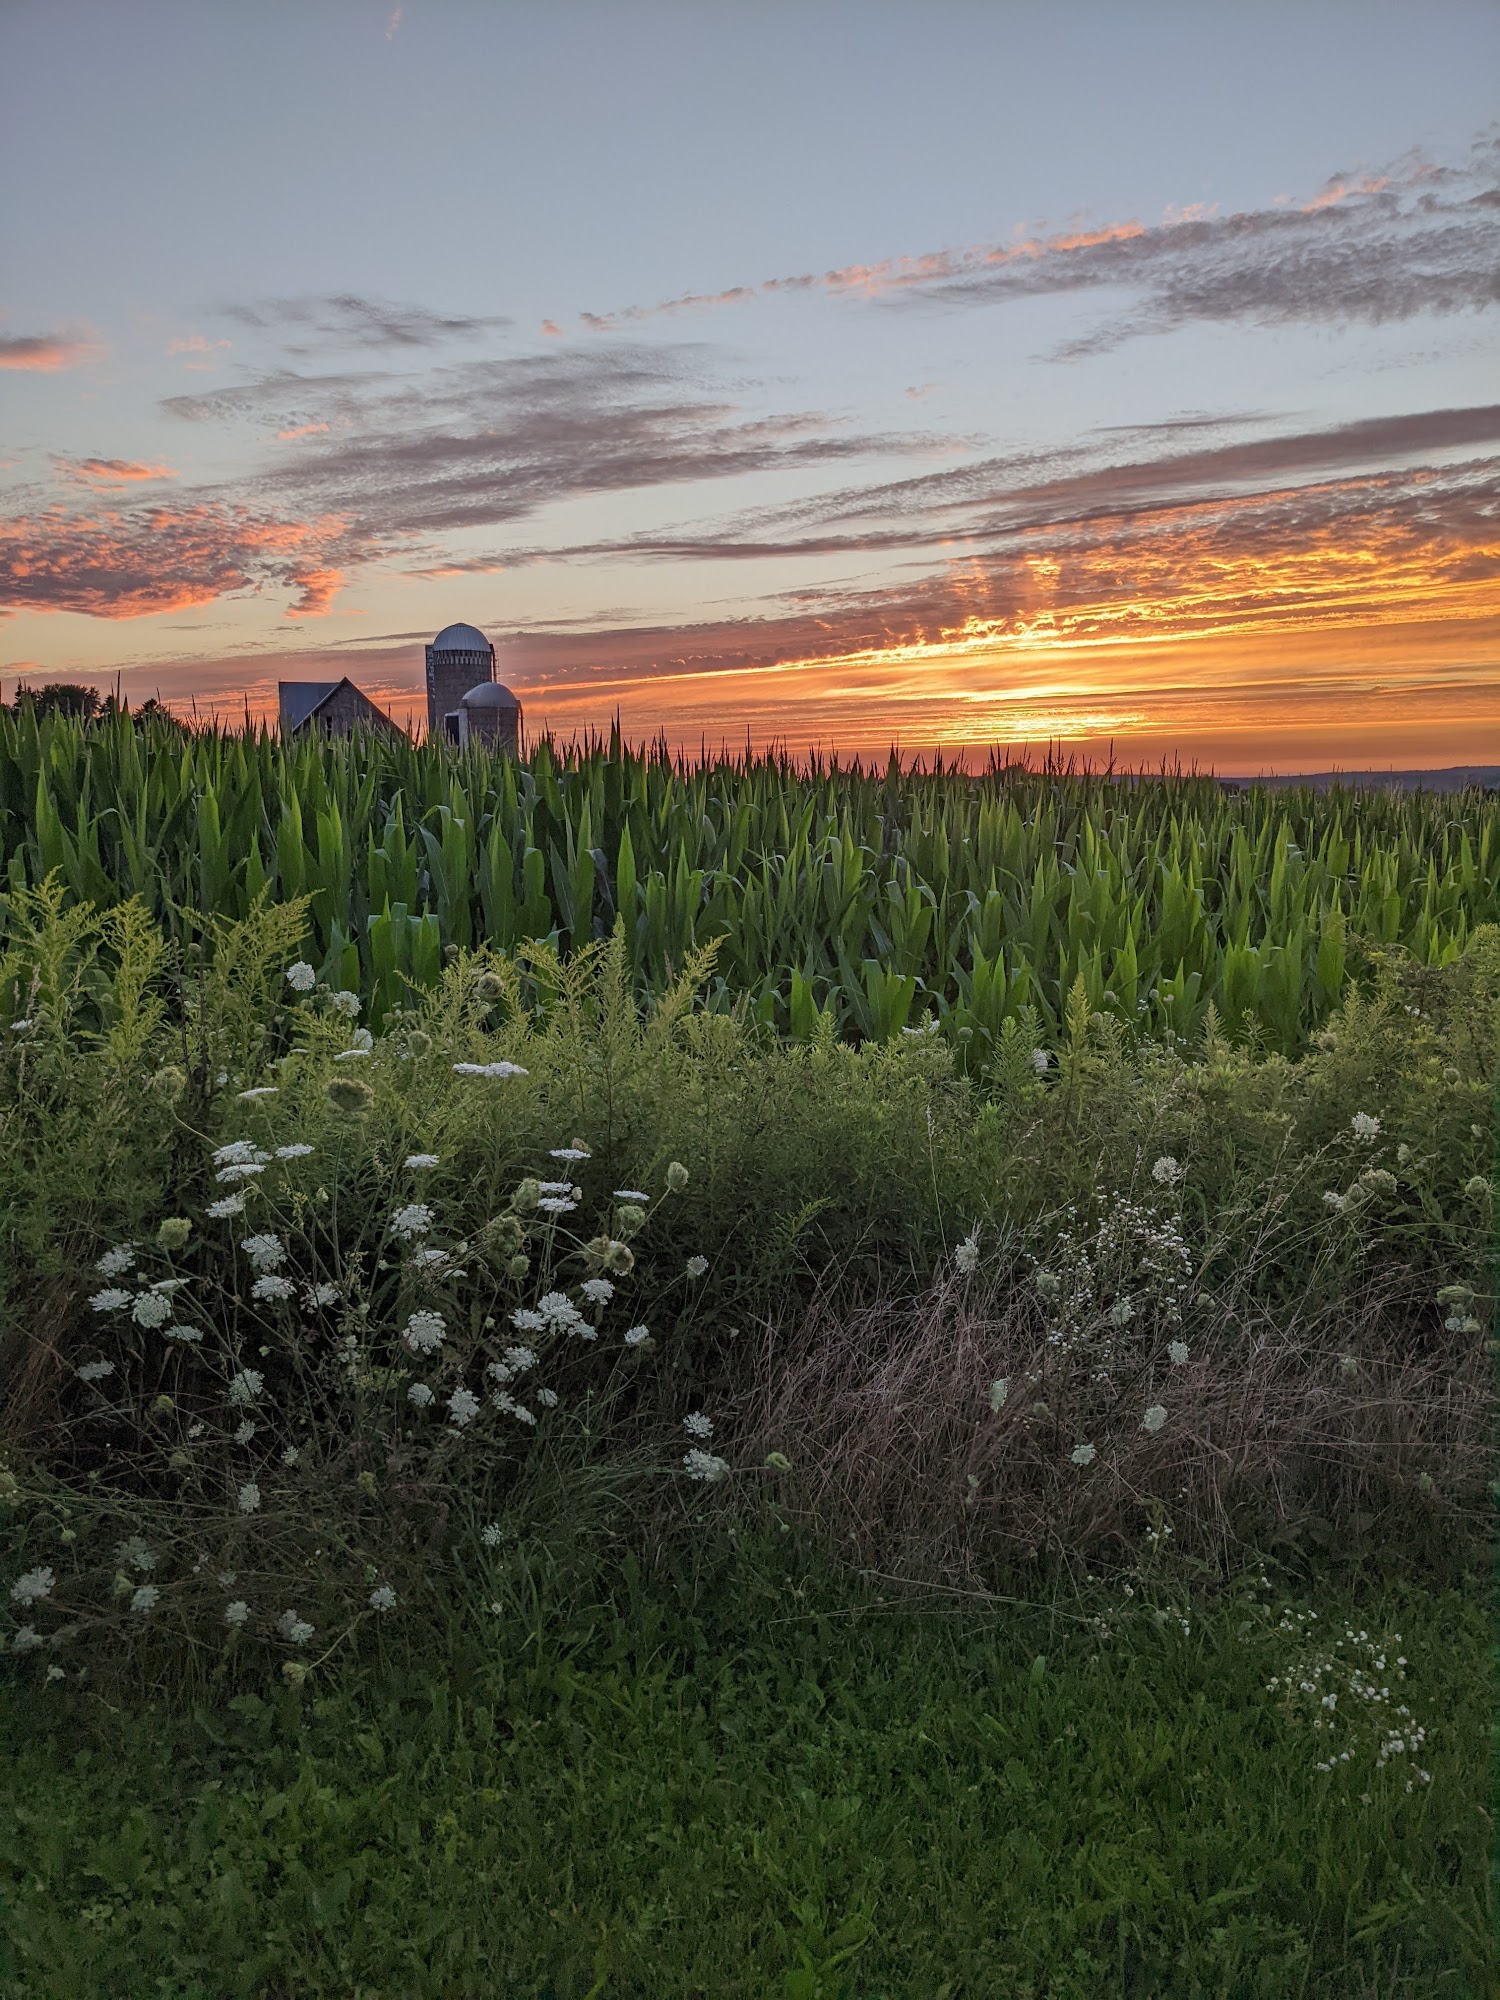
2 708 1496 1059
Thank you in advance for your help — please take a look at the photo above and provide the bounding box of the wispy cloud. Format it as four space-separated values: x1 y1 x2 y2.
217 293 513 354
565 131 1500 356
385 7 402 41
54 457 178 487
167 334 233 369
0 327 104 371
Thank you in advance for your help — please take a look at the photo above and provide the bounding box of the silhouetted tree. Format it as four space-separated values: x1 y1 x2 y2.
11 682 103 719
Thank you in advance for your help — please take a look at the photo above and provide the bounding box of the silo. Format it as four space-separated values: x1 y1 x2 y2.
458 680 523 754
425 622 495 740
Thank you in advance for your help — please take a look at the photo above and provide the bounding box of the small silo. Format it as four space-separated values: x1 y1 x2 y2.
457 680 523 755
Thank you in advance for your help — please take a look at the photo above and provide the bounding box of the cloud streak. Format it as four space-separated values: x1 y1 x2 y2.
0 328 103 371
217 293 513 354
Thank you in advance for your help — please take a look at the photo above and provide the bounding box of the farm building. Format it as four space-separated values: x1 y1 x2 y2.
425 621 523 752
277 679 399 738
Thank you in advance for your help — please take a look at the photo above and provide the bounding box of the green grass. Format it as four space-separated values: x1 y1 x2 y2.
3 1543 1494 1999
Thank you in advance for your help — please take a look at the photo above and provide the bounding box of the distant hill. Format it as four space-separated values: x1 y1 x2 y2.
1214 766 1499 794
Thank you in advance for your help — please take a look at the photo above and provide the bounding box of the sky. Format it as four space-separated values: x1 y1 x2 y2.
2 0 1498 774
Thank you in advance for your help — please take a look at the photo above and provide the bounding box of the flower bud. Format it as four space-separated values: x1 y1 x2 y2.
606 1240 635 1276
156 1216 192 1251
326 1076 375 1117
152 1393 175 1415
764 1452 792 1471
506 1254 530 1280
404 1029 433 1061
1464 1176 1491 1201
613 1203 646 1239
666 1161 689 1192
356 1470 377 1496
512 1178 541 1212
151 1065 186 1103
281 1660 309 1687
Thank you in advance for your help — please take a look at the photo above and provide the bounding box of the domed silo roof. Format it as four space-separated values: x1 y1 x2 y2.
431 622 491 652
460 681 521 709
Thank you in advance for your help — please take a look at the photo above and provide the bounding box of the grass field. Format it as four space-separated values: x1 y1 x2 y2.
1 736 1496 1996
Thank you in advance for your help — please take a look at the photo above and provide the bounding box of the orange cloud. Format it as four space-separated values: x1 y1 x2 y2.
57 457 177 487
276 422 331 441
0 329 103 371
285 566 344 617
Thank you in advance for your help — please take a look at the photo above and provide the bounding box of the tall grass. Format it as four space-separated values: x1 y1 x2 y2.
3 707 1495 1055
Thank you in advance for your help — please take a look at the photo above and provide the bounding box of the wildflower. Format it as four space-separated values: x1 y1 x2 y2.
238 1086 278 1101
613 1188 650 1203
1151 1155 1182 1185
683 1411 714 1440
1070 1443 1097 1466
212 1139 262 1168
162 1325 203 1344
206 1195 247 1218
1350 1112 1381 1141
278 1610 314 1645
131 1291 174 1329
1168 1340 1190 1366
406 1383 434 1407
683 1449 729 1483
90 1288 132 1314
10 1017 34 1033
10 1567 55 1606
535 1292 587 1335
955 1231 980 1276
233 1421 256 1445
391 1203 433 1240
536 1387 558 1407
46 1665 64 1683
241 1233 286 1271
11 1627 42 1652
580 1277 614 1305
225 1600 250 1626
988 1379 1009 1411
403 1309 446 1355
76 1359 115 1383
537 1180 576 1196
511 1404 536 1425
155 1217 192 1251
285 962 317 992
1109 1297 1135 1328
216 1162 266 1183
282 1445 300 1466
1339 1355 1360 1379
1142 1405 1168 1434
1397 1143 1413 1166
1322 1190 1347 1212
95 1245 136 1278
481 1522 504 1546
329 989 362 1018
404 1154 440 1170
667 1161 689 1192
503 1345 537 1371
334 1043 371 1062
237 1483 261 1514
227 1369 265 1404
251 1274 295 1302
275 1143 315 1160
624 1324 650 1346
130 1584 159 1614
1031 1049 1050 1073
1464 1176 1492 1200
550 1146 591 1162
685 1255 709 1279
326 1076 375 1116
304 1282 340 1307
369 1585 397 1612
537 1196 578 1216
512 1178 541 1209
452 1060 528 1079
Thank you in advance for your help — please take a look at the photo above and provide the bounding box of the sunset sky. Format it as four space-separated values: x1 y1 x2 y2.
2 0 1497 772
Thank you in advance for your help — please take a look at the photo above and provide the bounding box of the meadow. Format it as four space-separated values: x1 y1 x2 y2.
1 717 1496 1997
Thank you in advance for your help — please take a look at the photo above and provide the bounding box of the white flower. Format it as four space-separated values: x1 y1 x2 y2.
988 1378 1009 1411
403 1309 446 1355
1151 1155 1182 1185
237 1086 279 1101
1032 1049 1051 1073
76 1358 115 1382
1109 1297 1134 1328
510 1308 544 1334
212 1139 262 1167
685 1256 709 1279
10 1017 34 1033
274 1143 315 1161
406 1382 434 1407
1142 1405 1168 1434
1350 1112 1381 1141
368 1585 397 1612
151 1276 189 1294
511 1404 536 1425
162 1325 203 1344
448 1387 481 1428
330 989 362 1018
206 1195 247 1218
282 1445 300 1466
45 1665 64 1683
333 1047 371 1062
285 962 316 993
120 1536 154 1571
131 1291 174 1329
1168 1340 1190 1366
10 1567 55 1606
409 1247 449 1270
580 1278 614 1305
251 1274 295 1302
624 1324 650 1346
130 1584 159 1614
404 1154 440 1170
613 1188 649 1203
452 1061 528 1079
1070 1443 1097 1466
241 1233 286 1271
89 1288 132 1314
538 1180 576 1195
536 1387 558 1407
304 1282 340 1307
95 1245 136 1277
228 1369 265 1405
390 1203 433 1239
481 1522 504 1546
278 1610 314 1645
683 1411 714 1440
233 1421 256 1445
549 1146 591 1162
1322 1190 1347 1212
237 1483 261 1514
683 1449 729 1483
502 1344 537 1371
216 1163 266 1183
955 1231 980 1275
225 1600 250 1626
11 1627 42 1652
535 1292 586 1335
537 1196 578 1216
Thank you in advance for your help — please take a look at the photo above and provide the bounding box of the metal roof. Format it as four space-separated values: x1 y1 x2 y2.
460 681 520 708
278 681 340 728
430 622 491 653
